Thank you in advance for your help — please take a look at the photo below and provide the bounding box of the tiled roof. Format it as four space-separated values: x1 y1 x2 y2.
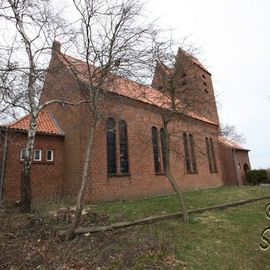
1 112 64 136
218 136 249 151
57 52 217 126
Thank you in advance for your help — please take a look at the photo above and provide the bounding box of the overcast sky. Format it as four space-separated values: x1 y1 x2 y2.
140 0 269 169
58 0 270 168
6 0 267 169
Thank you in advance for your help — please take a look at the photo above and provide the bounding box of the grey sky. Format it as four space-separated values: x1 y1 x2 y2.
144 0 269 169
4 0 268 168
52 0 270 169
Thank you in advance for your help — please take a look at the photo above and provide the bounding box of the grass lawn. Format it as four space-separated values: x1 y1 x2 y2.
131 199 270 270
93 185 270 223
1 186 270 269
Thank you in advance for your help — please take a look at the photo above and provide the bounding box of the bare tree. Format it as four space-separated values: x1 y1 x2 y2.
62 0 155 238
0 0 73 212
145 39 220 223
219 123 245 144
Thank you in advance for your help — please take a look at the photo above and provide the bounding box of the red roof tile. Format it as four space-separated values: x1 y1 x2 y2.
1 112 64 136
57 52 218 126
218 136 249 151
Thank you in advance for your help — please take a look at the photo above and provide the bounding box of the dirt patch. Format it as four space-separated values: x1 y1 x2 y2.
0 204 175 269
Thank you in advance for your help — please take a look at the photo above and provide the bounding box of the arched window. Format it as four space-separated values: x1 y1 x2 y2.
119 120 129 174
205 137 212 172
210 138 217 172
183 133 191 173
107 118 116 175
189 134 197 173
160 128 167 172
205 137 218 173
183 133 197 173
151 127 161 173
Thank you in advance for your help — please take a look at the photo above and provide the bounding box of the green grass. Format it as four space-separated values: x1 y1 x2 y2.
131 200 270 269
93 186 270 223
20 186 270 269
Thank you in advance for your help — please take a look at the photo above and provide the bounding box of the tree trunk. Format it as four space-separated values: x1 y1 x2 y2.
66 120 97 239
19 116 37 212
9 1 39 213
20 172 32 212
163 120 189 223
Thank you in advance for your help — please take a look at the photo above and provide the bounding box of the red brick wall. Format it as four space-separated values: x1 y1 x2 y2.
218 143 237 185
40 52 85 197
39 51 224 203
1 132 64 201
236 150 251 185
218 142 251 185
79 95 224 202
152 50 220 125
1 50 252 203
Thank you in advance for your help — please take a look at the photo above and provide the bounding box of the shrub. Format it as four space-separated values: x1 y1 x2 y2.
246 169 268 185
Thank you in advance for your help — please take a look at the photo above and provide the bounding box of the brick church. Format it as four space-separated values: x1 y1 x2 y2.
0 42 251 202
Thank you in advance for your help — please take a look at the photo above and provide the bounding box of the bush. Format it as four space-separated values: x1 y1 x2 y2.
246 169 268 185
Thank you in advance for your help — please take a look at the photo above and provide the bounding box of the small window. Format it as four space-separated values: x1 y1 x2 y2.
20 149 26 161
203 82 208 86
202 74 206 79
46 150 54 161
204 89 208 94
34 149 42 161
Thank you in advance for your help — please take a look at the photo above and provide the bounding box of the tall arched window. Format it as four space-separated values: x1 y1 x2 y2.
107 118 116 175
151 127 161 173
210 138 217 172
119 120 129 174
183 133 191 173
189 134 197 173
183 133 197 173
205 137 218 173
160 128 167 172
205 137 212 172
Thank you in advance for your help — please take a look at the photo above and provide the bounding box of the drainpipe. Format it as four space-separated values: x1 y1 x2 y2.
232 148 241 186
0 130 8 202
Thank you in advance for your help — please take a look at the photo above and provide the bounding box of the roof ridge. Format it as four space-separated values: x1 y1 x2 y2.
55 51 217 126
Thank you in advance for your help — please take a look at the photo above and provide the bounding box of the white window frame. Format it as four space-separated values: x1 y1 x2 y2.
46 150 54 162
34 149 42 161
20 149 26 161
